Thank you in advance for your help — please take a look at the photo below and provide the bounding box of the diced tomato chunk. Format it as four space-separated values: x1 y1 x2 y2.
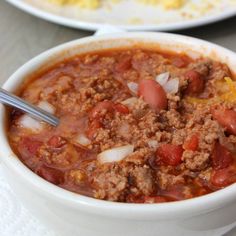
160 185 187 201
36 165 64 185
143 196 167 203
183 134 199 151
86 120 102 139
47 136 66 148
172 57 189 68
211 166 236 188
22 137 42 155
90 101 129 120
195 187 209 196
184 70 204 95
114 103 129 114
138 79 167 112
90 101 114 119
115 56 132 72
156 144 183 166
212 142 233 170
211 107 236 135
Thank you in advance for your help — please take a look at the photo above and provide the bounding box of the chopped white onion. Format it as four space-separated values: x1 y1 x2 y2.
74 134 91 147
155 72 179 94
127 82 138 95
38 101 55 114
98 145 134 164
121 97 138 107
148 140 159 150
163 78 179 94
155 72 170 86
19 115 43 132
121 97 138 109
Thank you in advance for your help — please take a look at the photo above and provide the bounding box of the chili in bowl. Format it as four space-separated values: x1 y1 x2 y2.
1 32 236 236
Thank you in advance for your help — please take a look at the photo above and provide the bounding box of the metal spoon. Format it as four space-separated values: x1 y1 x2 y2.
0 88 59 126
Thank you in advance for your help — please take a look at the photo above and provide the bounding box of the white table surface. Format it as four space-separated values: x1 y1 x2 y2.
0 1 236 235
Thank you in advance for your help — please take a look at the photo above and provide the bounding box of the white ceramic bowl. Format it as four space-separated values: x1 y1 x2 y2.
0 32 236 236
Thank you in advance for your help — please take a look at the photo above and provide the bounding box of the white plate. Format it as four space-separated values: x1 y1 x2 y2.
6 0 236 31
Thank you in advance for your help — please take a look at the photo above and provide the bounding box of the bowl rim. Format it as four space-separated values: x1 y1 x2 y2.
1 31 236 220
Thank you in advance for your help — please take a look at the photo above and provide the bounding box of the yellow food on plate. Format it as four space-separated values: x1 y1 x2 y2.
138 0 185 9
48 0 186 9
48 0 100 9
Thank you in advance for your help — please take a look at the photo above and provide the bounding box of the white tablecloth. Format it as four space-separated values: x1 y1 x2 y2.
0 166 55 236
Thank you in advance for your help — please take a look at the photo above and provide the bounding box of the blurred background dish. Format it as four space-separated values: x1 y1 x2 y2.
5 0 236 31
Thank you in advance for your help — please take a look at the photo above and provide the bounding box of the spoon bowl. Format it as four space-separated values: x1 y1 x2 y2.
0 87 59 126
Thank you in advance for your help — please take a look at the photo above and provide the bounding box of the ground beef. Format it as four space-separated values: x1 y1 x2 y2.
189 59 211 78
164 109 185 129
9 48 236 203
208 61 231 81
157 171 185 189
183 150 209 171
92 163 155 201
92 164 128 201
131 165 156 196
124 148 152 165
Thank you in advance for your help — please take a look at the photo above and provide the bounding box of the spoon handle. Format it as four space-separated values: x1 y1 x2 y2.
0 88 59 126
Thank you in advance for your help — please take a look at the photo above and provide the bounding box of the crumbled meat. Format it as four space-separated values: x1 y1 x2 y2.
92 164 128 201
208 61 231 81
38 143 79 168
92 163 155 201
157 171 185 189
9 48 236 203
189 59 211 78
125 148 152 165
172 129 186 146
164 109 185 129
131 165 156 196
183 150 209 171
167 93 180 110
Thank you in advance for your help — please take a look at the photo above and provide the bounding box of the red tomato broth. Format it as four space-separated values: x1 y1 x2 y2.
8 48 236 203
